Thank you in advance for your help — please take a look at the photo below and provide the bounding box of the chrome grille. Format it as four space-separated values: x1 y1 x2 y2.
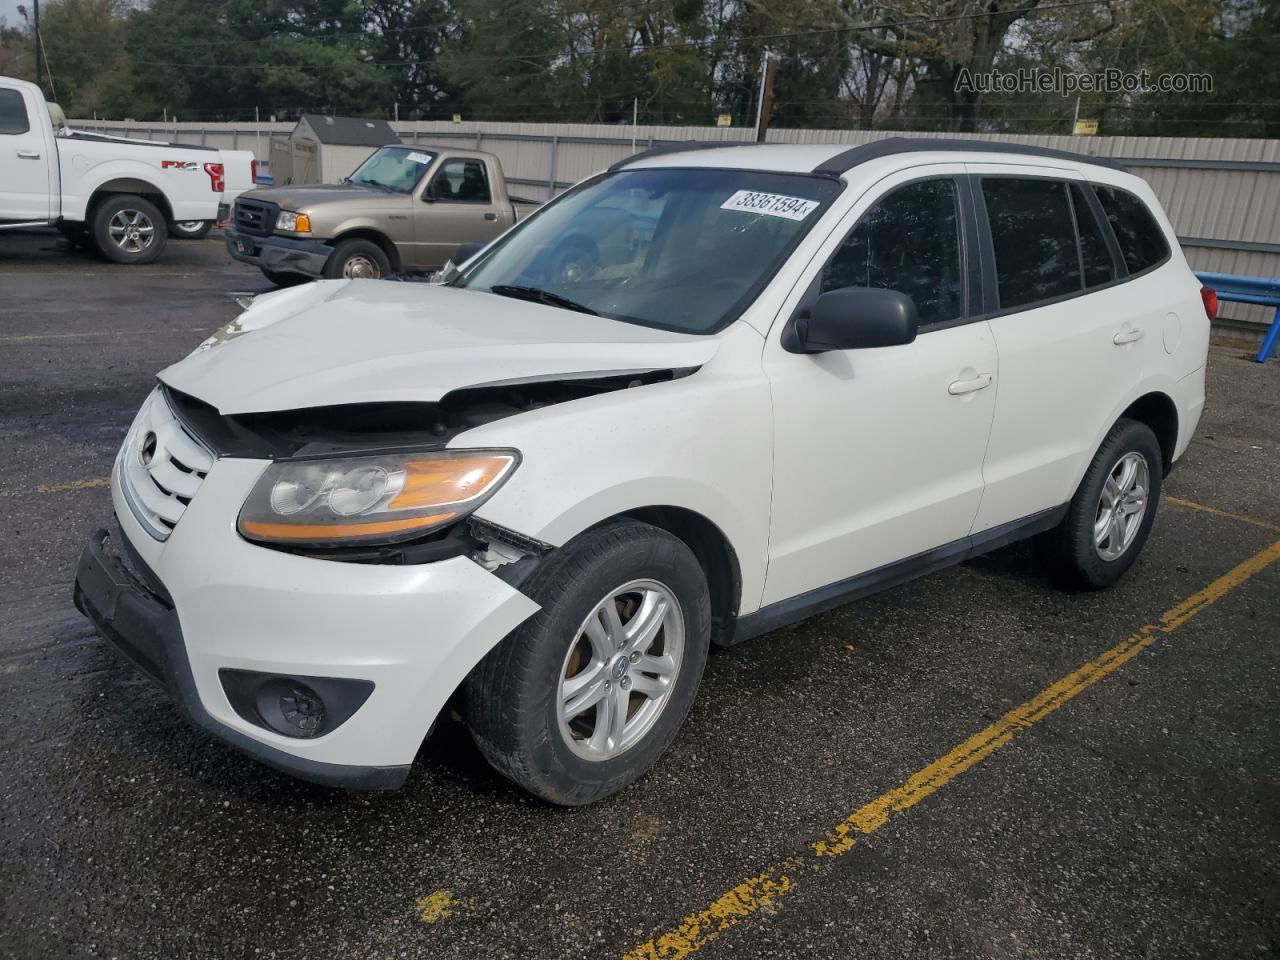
233 198 278 237
117 388 215 541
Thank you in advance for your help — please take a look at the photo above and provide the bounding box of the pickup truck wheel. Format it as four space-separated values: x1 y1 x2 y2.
91 195 168 264
171 220 212 240
1035 418 1163 590
262 270 311 288
466 519 711 806
324 239 390 280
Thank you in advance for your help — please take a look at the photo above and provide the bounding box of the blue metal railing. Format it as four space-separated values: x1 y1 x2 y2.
1196 271 1280 363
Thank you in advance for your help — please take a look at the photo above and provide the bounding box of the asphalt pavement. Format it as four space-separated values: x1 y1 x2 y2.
1 231 1277 960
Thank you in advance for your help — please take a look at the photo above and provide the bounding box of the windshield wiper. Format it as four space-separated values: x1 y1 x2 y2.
357 179 396 193
488 285 600 316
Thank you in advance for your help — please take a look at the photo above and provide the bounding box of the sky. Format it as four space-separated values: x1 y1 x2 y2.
2 1 27 29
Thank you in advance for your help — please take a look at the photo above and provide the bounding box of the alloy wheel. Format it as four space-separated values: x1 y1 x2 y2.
556 579 684 761
109 209 156 254
1094 451 1150 561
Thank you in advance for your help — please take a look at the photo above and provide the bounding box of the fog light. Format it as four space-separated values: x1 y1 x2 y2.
278 683 325 737
219 669 374 739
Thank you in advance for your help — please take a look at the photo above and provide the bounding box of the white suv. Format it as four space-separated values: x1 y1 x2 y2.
74 139 1209 805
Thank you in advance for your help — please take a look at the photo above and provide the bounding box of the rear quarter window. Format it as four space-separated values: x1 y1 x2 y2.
0 89 30 135
1094 184 1170 275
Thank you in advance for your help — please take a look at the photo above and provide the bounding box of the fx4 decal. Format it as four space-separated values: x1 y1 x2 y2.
161 160 199 170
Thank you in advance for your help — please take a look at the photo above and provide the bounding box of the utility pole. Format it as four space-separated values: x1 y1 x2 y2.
754 56 777 143
33 0 44 95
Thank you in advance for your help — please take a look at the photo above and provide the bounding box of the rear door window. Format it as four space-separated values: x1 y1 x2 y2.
1070 184 1117 288
1094 184 1170 275
823 178 964 328
0 89 30 135
982 178 1080 309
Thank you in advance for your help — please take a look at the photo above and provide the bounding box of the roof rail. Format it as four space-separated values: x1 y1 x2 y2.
812 137 1117 177
607 140 758 171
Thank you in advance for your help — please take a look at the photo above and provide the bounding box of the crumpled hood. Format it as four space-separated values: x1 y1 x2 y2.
159 280 720 415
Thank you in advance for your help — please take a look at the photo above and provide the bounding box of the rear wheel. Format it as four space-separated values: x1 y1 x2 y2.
91 194 168 264
261 269 311 287
323 238 390 280
466 519 711 806
1036 418 1163 589
171 220 212 240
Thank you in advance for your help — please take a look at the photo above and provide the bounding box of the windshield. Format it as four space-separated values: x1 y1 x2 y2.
456 168 841 333
347 146 436 193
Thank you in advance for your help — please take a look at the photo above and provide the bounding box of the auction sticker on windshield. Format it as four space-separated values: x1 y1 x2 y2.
407 152 433 164
721 190 820 221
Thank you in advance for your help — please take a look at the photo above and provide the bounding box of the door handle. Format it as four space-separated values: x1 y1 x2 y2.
948 373 993 395
483 212 498 221
1113 328 1144 345
17 150 40 159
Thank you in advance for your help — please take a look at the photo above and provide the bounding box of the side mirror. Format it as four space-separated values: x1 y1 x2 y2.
422 182 437 202
784 287 918 353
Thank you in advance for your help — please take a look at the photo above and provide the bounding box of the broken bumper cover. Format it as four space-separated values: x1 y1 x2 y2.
73 457 541 789
225 228 331 277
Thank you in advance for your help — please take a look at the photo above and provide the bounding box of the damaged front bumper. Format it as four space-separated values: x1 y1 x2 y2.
225 227 332 277
73 456 541 788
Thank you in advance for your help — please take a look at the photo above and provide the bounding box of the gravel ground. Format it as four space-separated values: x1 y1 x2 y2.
1 231 1277 960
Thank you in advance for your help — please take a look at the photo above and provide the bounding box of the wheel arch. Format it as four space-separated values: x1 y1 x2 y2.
1118 391 1178 476
88 179 175 223
617 506 743 647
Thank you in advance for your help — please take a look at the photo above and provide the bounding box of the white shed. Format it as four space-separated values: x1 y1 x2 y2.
269 114 400 185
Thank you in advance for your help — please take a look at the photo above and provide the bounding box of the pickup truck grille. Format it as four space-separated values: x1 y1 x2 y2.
116 388 216 542
234 198 278 237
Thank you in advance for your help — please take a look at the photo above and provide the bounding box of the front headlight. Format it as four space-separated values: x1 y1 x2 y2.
275 210 311 233
237 449 518 546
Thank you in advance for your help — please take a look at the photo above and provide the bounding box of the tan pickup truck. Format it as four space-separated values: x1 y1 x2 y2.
225 144 541 285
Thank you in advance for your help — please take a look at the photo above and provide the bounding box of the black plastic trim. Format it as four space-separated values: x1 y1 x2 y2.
813 137 1118 178
72 528 411 790
65 131 219 152
728 505 1067 645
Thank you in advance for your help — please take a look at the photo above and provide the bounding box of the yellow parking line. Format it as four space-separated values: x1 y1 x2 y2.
0 477 110 498
0 327 208 344
1165 495 1280 534
621 537 1280 960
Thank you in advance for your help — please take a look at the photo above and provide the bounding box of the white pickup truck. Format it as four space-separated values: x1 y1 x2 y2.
0 75 226 263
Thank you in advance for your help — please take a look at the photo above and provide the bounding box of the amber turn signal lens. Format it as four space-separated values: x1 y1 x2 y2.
389 455 514 510
240 512 455 542
294 213 311 234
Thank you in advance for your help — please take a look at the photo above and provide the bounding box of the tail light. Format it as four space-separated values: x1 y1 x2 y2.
1200 286 1217 322
250 159 259 184
204 162 225 193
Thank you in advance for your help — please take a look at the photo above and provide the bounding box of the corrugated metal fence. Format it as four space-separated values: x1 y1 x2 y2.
70 117 1280 333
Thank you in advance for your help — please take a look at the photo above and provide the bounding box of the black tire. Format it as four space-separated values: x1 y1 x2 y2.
171 220 212 240
1035 418 1163 590
262 269 311 287
466 519 711 806
322 238 390 279
91 194 168 265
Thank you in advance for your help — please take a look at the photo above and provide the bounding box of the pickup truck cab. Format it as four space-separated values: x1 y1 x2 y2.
0 76 224 263
76 140 1209 805
225 144 539 284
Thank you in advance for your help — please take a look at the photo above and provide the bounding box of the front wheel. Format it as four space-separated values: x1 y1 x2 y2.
322 238 390 279
91 194 168 264
466 519 711 806
1036 418 1163 589
171 220 212 240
